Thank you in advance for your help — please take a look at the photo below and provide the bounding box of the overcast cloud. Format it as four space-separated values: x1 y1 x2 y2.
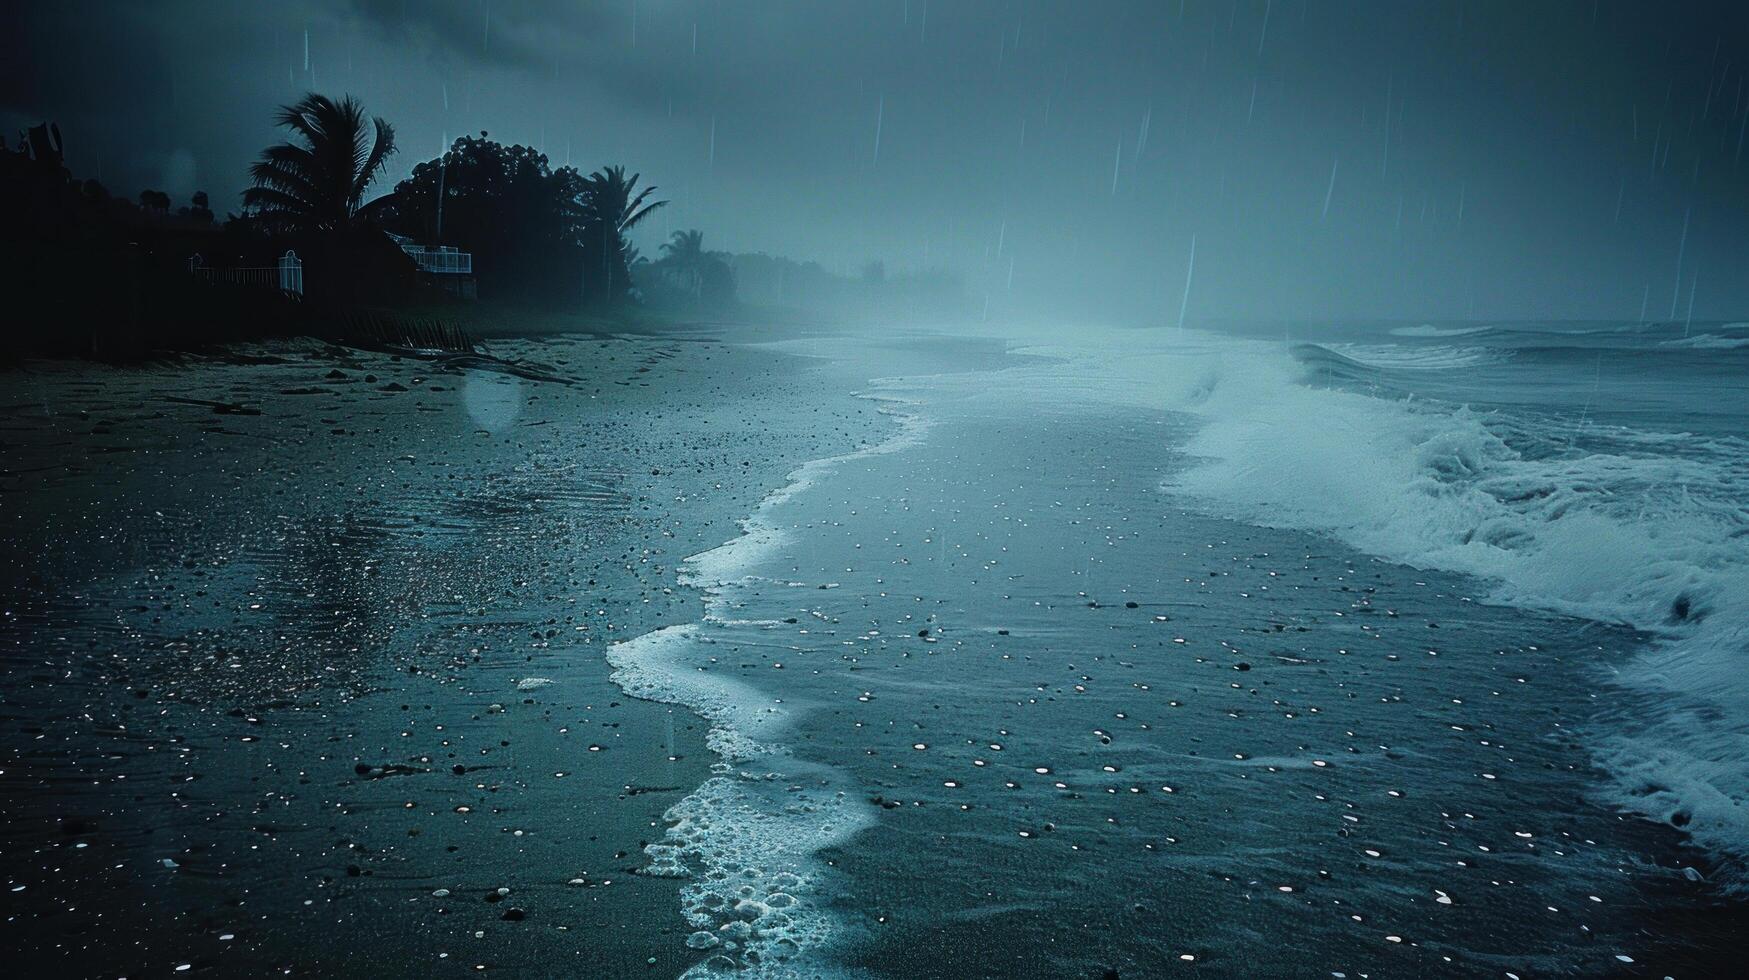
5 1 1748 322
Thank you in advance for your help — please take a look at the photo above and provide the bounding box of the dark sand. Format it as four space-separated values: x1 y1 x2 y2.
5 325 1743 979
0 331 889 976
574 331 1746 979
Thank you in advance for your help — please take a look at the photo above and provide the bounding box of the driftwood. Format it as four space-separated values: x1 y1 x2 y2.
319 310 573 385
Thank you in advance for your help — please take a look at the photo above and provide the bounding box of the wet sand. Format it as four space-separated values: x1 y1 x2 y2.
0 331 889 975
579 330 1745 978
4 325 1742 978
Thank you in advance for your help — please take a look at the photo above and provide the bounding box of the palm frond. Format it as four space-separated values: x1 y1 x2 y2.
240 186 309 211
246 91 395 233
621 197 666 231
248 156 321 199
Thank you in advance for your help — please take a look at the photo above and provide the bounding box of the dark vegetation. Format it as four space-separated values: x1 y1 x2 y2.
1 122 301 359
634 229 738 311
369 140 670 310
0 99 419 360
369 135 591 309
2 90 965 361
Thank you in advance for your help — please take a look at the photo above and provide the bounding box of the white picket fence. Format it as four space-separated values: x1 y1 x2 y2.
188 251 303 296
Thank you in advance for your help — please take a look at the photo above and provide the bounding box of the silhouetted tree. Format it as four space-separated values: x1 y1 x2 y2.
2 126 312 356
243 93 395 234
578 165 665 306
373 134 588 307
180 191 214 225
661 229 707 294
637 228 736 310
698 251 737 307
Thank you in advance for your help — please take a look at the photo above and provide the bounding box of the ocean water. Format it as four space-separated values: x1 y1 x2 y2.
1174 319 1749 884
612 321 1748 976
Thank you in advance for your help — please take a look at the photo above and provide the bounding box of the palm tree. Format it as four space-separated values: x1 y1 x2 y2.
243 93 396 234
662 229 705 261
661 229 707 294
579 165 665 303
581 165 666 235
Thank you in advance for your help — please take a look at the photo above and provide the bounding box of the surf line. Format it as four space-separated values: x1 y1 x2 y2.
607 391 930 976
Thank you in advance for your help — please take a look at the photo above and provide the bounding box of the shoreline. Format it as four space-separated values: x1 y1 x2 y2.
0 328 891 975
586 328 1748 977
3 323 1744 976
605 387 922 974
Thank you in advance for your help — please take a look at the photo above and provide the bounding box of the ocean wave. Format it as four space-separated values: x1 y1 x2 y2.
1154 339 1749 888
1325 342 1510 370
1389 323 1495 338
905 325 1749 888
1660 334 1749 350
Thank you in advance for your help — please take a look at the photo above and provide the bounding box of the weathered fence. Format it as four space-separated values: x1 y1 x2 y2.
188 251 303 296
336 309 474 353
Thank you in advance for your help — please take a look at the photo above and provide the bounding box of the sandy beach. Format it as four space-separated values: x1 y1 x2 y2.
10 4 1749 975
0 330 890 975
562 325 1744 978
4 322 1745 979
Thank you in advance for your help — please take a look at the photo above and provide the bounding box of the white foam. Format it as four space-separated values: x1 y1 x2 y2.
607 393 930 973
1660 333 1749 350
1389 323 1494 338
606 625 787 764
652 774 874 979
1329 343 1508 370
1146 337 1749 888
682 399 930 593
607 628 874 976
932 326 1749 887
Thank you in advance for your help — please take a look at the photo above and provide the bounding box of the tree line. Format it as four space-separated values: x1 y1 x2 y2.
2 91 959 358
245 93 737 313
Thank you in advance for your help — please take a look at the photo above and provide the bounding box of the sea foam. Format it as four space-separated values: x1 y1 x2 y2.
1155 336 1749 888
986 327 1749 888
1660 333 1749 350
608 393 929 975
1389 323 1495 338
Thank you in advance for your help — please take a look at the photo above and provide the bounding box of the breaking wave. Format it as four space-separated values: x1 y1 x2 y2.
1154 335 1749 889
1325 343 1511 370
1661 334 1749 350
1389 323 1496 338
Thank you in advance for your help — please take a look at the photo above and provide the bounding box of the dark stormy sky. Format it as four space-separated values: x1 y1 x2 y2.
5 1 1749 323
